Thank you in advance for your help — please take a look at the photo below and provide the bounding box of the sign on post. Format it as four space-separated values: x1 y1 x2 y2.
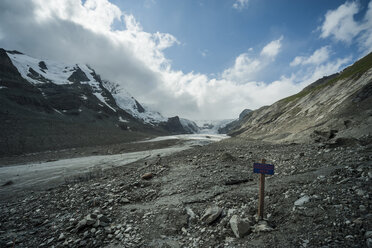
253 159 275 220
253 162 275 175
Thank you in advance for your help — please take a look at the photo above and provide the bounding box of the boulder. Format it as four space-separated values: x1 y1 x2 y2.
229 215 251 238
201 206 222 224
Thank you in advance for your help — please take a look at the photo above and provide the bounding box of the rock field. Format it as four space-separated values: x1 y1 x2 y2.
0 136 371 247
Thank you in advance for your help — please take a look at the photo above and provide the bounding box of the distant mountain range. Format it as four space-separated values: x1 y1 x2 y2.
0 49 201 156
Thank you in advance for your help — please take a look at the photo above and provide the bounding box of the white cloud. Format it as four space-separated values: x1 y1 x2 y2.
358 1 372 52
222 37 283 83
260 36 283 58
297 57 351 87
0 0 355 120
233 0 249 10
33 0 122 33
320 1 361 43
320 1 372 53
222 53 261 83
290 46 331 67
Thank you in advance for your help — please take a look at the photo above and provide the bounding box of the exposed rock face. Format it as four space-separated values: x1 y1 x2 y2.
0 49 196 156
159 116 195 134
228 52 372 143
239 109 252 119
218 109 253 134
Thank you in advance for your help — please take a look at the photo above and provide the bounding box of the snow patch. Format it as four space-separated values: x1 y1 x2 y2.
119 116 128 123
8 52 75 85
93 92 116 112
111 88 167 124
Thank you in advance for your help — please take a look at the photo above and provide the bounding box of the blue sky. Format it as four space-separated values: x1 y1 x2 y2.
110 0 371 81
0 0 372 120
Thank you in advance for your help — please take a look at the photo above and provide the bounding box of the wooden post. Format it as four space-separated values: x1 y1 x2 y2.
258 159 266 220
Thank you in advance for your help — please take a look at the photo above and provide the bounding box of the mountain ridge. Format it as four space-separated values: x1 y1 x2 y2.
0 49 198 156
226 52 372 144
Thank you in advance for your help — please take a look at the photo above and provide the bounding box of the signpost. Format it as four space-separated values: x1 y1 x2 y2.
253 159 275 220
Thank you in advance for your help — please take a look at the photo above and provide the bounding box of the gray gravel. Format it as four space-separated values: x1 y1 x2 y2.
0 137 371 247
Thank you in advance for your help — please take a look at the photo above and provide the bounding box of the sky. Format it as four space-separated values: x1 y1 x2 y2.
0 0 371 120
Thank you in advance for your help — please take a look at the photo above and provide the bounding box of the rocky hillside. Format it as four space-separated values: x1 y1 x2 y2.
218 109 252 134
227 52 372 144
0 49 196 156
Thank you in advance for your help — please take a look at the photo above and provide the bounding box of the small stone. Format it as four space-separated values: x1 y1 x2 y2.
120 198 130 204
294 195 310 206
367 238 372 248
141 172 153 180
360 205 367 212
220 152 236 162
98 214 110 223
85 214 96 226
200 205 222 224
186 207 196 223
229 215 251 238
47 237 54 244
356 189 365 196
76 219 87 232
253 220 273 233
58 233 65 241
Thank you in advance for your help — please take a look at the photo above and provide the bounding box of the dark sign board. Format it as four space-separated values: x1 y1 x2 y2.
253 163 275 175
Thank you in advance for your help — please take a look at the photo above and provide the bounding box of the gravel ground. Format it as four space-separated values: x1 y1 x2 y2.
0 137 371 247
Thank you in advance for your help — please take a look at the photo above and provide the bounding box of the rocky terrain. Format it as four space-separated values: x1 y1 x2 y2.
0 136 371 247
226 52 372 144
1 43 371 248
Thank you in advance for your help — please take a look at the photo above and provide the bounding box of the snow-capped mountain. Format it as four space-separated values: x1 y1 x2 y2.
0 49 197 155
7 50 169 126
101 81 167 125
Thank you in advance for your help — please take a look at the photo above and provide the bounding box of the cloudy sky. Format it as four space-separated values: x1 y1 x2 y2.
0 0 371 120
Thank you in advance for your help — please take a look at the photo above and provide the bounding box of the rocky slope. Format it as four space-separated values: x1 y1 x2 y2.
218 109 252 134
0 49 197 156
227 52 372 144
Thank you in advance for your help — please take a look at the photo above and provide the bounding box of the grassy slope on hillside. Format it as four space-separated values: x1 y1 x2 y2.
281 52 372 103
